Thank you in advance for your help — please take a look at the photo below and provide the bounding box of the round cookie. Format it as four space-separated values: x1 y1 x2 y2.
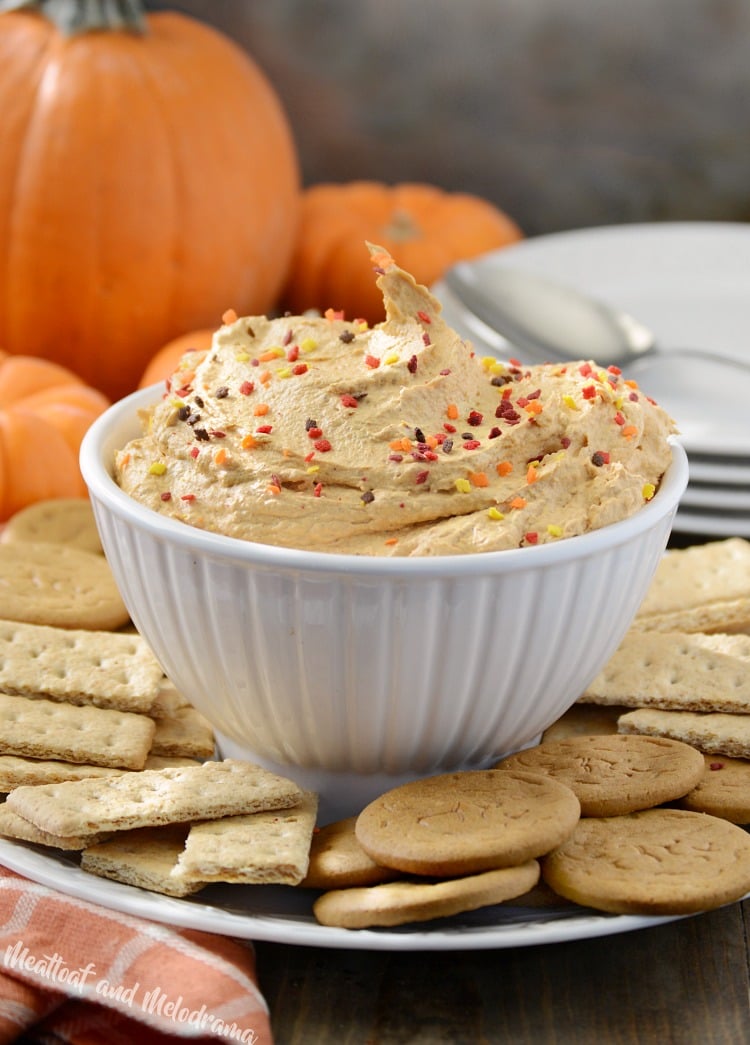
313 860 540 929
542 808 750 915
354 769 580 877
677 754 750 824
300 817 402 889
1 498 102 555
496 733 705 816
0 541 129 630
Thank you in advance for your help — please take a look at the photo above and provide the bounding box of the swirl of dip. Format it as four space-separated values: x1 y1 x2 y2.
115 247 677 556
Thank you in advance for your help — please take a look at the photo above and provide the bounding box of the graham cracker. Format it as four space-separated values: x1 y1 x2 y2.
0 755 121 793
0 804 112 850
0 693 155 769
0 618 164 714
173 791 318 886
150 706 216 760
81 825 203 897
6 759 303 839
148 679 190 719
635 537 750 633
617 708 750 760
580 631 750 712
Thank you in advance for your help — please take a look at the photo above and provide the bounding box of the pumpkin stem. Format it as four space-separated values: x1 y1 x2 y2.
382 208 422 244
0 0 146 34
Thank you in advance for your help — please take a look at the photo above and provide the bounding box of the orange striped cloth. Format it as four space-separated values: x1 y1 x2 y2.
0 866 272 1044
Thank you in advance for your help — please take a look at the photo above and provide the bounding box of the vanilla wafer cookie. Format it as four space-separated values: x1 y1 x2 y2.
6 759 303 839
617 708 750 760
313 861 540 929
542 808 750 915
0 618 164 714
301 816 402 889
0 693 155 769
355 769 580 877
174 791 318 886
1 498 102 555
579 631 750 712
677 755 750 824
496 733 705 816
0 542 129 630
635 537 750 633
82 825 203 897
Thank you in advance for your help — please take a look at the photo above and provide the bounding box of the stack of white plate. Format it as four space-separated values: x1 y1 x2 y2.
434 222 750 540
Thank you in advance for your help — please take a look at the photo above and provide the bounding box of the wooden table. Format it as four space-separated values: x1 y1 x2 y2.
256 898 749 1042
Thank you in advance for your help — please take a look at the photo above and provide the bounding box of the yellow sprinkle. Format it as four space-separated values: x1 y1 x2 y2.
487 507 505 520
547 524 563 537
148 462 167 476
235 351 250 363
277 366 292 379
614 395 623 409
300 338 318 353
562 394 578 410
642 483 656 501
481 356 497 371
356 321 369 332
384 352 400 365
259 346 285 362
306 465 320 474
455 478 472 494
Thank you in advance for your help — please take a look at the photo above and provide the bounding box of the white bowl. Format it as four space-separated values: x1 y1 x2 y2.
81 387 688 816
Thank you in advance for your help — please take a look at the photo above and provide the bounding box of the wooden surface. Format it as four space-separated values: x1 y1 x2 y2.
256 899 750 1042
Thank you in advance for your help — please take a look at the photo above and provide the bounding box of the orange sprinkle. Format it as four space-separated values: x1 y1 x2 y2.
469 471 489 487
370 250 394 270
259 348 282 362
120 452 131 468
524 400 543 416
222 308 238 325
624 379 639 389
241 434 257 450
510 496 527 509
268 483 281 495
526 465 538 484
324 307 345 321
389 437 412 452
384 537 399 546
496 461 513 476
254 404 269 417
259 370 272 385
446 403 459 420
622 424 638 439
214 448 227 466
425 435 438 449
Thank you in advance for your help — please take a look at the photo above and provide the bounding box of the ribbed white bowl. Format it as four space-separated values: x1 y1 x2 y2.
81 387 688 800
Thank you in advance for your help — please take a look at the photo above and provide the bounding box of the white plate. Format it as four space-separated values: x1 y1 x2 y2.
0 837 690 953
675 505 750 539
433 222 750 458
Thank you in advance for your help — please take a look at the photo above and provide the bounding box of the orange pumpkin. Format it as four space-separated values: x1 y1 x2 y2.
281 181 523 324
0 350 109 521
0 1 300 402
138 328 214 389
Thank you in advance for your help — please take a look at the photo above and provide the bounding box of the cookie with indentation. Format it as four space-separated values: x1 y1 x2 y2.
354 769 580 877
1 498 102 555
300 816 402 889
496 733 705 816
313 860 540 929
677 754 750 824
542 808 750 915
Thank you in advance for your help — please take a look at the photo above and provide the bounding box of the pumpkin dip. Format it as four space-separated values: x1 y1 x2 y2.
114 247 676 556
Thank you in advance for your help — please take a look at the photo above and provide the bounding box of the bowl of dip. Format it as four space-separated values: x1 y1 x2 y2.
80 250 687 816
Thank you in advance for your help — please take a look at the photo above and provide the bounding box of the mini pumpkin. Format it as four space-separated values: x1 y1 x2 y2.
281 181 523 324
138 329 214 389
0 350 109 521
0 0 300 401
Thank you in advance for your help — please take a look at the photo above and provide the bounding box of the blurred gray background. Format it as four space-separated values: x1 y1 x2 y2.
146 0 750 236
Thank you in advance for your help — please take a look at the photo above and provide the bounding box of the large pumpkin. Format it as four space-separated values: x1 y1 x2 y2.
0 0 300 401
0 350 109 520
281 181 523 324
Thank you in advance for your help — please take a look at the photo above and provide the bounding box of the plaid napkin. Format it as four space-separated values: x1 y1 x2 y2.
0 866 272 1044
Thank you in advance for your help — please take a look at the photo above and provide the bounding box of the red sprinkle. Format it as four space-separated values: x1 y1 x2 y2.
307 427 323 440
314 438 332 452
524 532 539 544
180 494 196 502
239 380 255 395
417 310 431 324
340 394 359 408
467 410 483 426
287 345 299 361
709 762 725 771
407 355 418 373
256 424 273 434
415 470 429 484
582 385 597 400
443 423 457 434
189 447 200 459
365 354 380 369
160 492 172 502
313 482 323 497
463 439 481 450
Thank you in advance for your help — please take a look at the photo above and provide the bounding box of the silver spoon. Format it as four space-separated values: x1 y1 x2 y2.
443 261 750 373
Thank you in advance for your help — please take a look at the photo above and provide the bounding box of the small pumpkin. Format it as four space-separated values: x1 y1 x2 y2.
0 0 300 401
0 350 109 521
281 181 523 324
138 328 214 389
